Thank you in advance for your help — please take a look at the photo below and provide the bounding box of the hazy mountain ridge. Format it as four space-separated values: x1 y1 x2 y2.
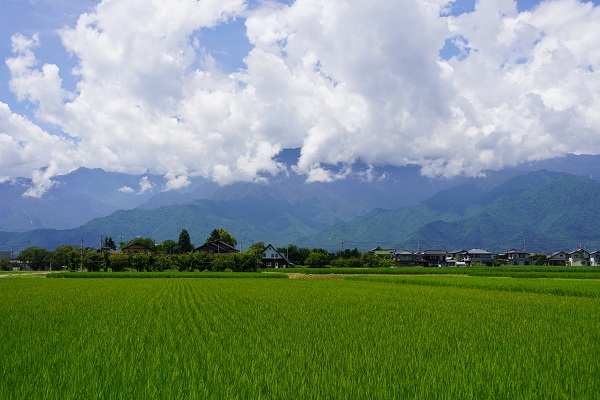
301 171 600 253
1 154 600 253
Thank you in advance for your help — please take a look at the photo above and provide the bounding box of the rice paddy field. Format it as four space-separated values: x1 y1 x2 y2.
1 270 599 398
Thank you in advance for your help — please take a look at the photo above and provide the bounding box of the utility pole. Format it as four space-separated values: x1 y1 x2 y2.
80 238 84 272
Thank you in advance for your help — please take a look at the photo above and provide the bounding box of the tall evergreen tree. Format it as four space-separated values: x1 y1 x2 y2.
178 229 194 253
103 237 117 250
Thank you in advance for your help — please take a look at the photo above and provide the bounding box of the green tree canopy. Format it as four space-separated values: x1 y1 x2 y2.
530 253 548 266
0 258 12 271
103 237 117 250
305 251 331 268
158 239 180 255
206 228 237 247
49 245 79 270
247 241 266 255
178 229 194 253
17 246 50 270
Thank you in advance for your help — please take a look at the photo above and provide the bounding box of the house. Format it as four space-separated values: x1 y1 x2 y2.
590 251 600 266
447 250 468 262
547 251 568 266
445 250 468 267
395 251 417 266
121 243 154 254
465 249 494 266
568 249 590 266
505 249 530 266
261 244 291 268
369 247 396 258
196 240 239 255
421 250 447 267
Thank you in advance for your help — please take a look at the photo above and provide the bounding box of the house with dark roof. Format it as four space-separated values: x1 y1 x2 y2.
547 251 567 266
196 240 239 255
261 244 291 268
505 249 530 266
121 243 154 254
421 250 447 267
465 249 494 266
395 251 417 266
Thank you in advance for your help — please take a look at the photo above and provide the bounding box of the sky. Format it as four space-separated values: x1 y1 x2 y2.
1 0 600 196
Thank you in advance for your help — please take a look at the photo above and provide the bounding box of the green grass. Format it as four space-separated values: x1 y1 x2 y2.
347 274 600 297
47 271 288 279
0 278 598 398
272 266 600 279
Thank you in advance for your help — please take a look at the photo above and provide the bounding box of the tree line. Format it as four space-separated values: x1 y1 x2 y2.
2 227 397 272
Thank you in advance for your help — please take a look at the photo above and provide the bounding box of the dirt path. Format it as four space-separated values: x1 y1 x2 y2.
0 271 54 278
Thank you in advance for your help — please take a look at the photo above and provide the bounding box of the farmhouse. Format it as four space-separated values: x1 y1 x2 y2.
466 249 494 266
421 250 447 267
395 251 417 266
547 251 567 266
369 247 396 258
261 244 291 268
196 240 239 254
504 249 531 266
121 243 154 254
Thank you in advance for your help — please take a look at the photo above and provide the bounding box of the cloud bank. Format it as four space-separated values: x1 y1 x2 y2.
2 0 600 196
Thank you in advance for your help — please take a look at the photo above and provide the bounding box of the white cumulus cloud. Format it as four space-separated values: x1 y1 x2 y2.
2 0 600 195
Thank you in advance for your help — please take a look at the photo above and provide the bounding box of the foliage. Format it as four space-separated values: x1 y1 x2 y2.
130 253 155 272
103 237 117 250
83 250 107 272
0 258 11 271
177 229 194 253
530 253 548 265
278 244 311 265
330 257 363 268
334 248 361 259
305 251 331 268
48 245 79 270
206 228 237 247
360 253 396 268
16 246 50 270
108 254 130 272
247 241 265 255
157 240 179 255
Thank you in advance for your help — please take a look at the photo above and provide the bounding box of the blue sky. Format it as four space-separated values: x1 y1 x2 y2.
1 0 600 196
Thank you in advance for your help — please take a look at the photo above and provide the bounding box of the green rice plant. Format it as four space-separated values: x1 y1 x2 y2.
277 266 600 279
0 278 598 398
347 274 600 297
47 271 288 279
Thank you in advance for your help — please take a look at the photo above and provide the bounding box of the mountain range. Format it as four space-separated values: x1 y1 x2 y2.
1 151 599 254
304 170 600 253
